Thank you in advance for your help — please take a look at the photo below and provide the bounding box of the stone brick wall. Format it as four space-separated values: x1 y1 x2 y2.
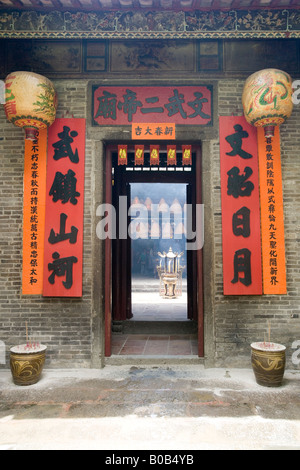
0 80 94 368
0 76 299 369
214 79 300 368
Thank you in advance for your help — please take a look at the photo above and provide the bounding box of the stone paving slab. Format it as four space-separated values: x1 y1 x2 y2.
0 366 300 450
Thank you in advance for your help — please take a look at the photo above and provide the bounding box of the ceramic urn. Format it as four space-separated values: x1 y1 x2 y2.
10 344 47 386
242 68 293 137
4 71 57 140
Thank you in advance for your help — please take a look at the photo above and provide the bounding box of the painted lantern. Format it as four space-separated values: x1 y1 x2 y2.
242 69 293 138
4 71 57 140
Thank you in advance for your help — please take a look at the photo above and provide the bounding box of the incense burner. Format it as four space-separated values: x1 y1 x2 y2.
10 344 47 386
251 342 286 387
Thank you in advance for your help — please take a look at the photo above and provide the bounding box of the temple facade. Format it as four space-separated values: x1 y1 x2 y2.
0 1 299 369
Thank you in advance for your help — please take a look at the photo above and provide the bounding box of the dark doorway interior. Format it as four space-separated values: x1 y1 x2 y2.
106 145 204 357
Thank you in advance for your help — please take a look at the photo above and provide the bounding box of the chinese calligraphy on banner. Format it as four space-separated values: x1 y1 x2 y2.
22 129 48 295
182 145 192 166
135 145 144 165
118 145 127 165
43 119 85 297
132 123 176 140
257 127 287 295
150 145 160 166
219 116 262 295
93 86 212 126
167 145 177 166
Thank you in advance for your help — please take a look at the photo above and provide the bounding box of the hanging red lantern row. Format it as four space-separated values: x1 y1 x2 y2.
117 144 192 166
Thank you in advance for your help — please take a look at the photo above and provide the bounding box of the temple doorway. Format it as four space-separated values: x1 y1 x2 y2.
130 182 187 322
104 144 204 357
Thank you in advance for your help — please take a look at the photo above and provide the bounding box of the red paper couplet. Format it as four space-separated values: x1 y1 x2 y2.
219 116 262 295
118 145 127 165
257 127 287 295
182 145 192 165
43 118 86 297
22 129 48 295
167 145 177 166
135 145 144 166
150 145 160 166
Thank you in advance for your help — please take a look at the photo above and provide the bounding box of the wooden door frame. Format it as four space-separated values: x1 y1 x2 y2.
104 146 113 358
104 143 204 357
196 146 204 357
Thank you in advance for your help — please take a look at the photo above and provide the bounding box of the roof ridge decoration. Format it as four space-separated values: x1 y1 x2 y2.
0 9 299 39
0 0 299 12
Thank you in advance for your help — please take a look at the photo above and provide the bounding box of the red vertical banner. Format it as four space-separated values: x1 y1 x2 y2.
135 145 144 166
219 116 262 295
167 145 177 166
43 119 86 297
182 145 192 165
150 145 160 166
22 129 48 295
118 145 127 165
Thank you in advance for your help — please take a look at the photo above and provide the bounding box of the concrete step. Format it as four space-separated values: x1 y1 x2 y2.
105 356 204 365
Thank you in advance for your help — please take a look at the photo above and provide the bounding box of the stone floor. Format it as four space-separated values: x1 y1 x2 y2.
112 334 198 356
131 291 187 321
112 285 196 356
1 367 300 450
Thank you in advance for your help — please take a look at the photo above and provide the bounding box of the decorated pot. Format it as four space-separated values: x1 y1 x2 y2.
10 344 47 386
4 71 57 140
242 69 293 137
251 342 286 387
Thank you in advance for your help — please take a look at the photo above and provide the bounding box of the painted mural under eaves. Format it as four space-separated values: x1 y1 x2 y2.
0 9 299 39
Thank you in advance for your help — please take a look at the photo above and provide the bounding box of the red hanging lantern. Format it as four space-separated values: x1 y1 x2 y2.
182 145 192 166
167 145 177 166
135 145 144 166
118 145 127 165
150 145 159 166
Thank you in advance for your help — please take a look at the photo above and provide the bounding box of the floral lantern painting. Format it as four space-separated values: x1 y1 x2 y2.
4 71 57 140
242 69 293 138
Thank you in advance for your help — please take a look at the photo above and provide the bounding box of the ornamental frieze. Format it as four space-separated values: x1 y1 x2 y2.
236 10 288 31
0 9 299 38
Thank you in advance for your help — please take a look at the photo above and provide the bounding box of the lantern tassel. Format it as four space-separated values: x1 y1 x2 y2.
264 126 275 138
25 128 40 141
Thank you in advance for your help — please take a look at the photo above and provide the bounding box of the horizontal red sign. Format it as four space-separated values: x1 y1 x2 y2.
132 123 175 140
93 86 212 126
